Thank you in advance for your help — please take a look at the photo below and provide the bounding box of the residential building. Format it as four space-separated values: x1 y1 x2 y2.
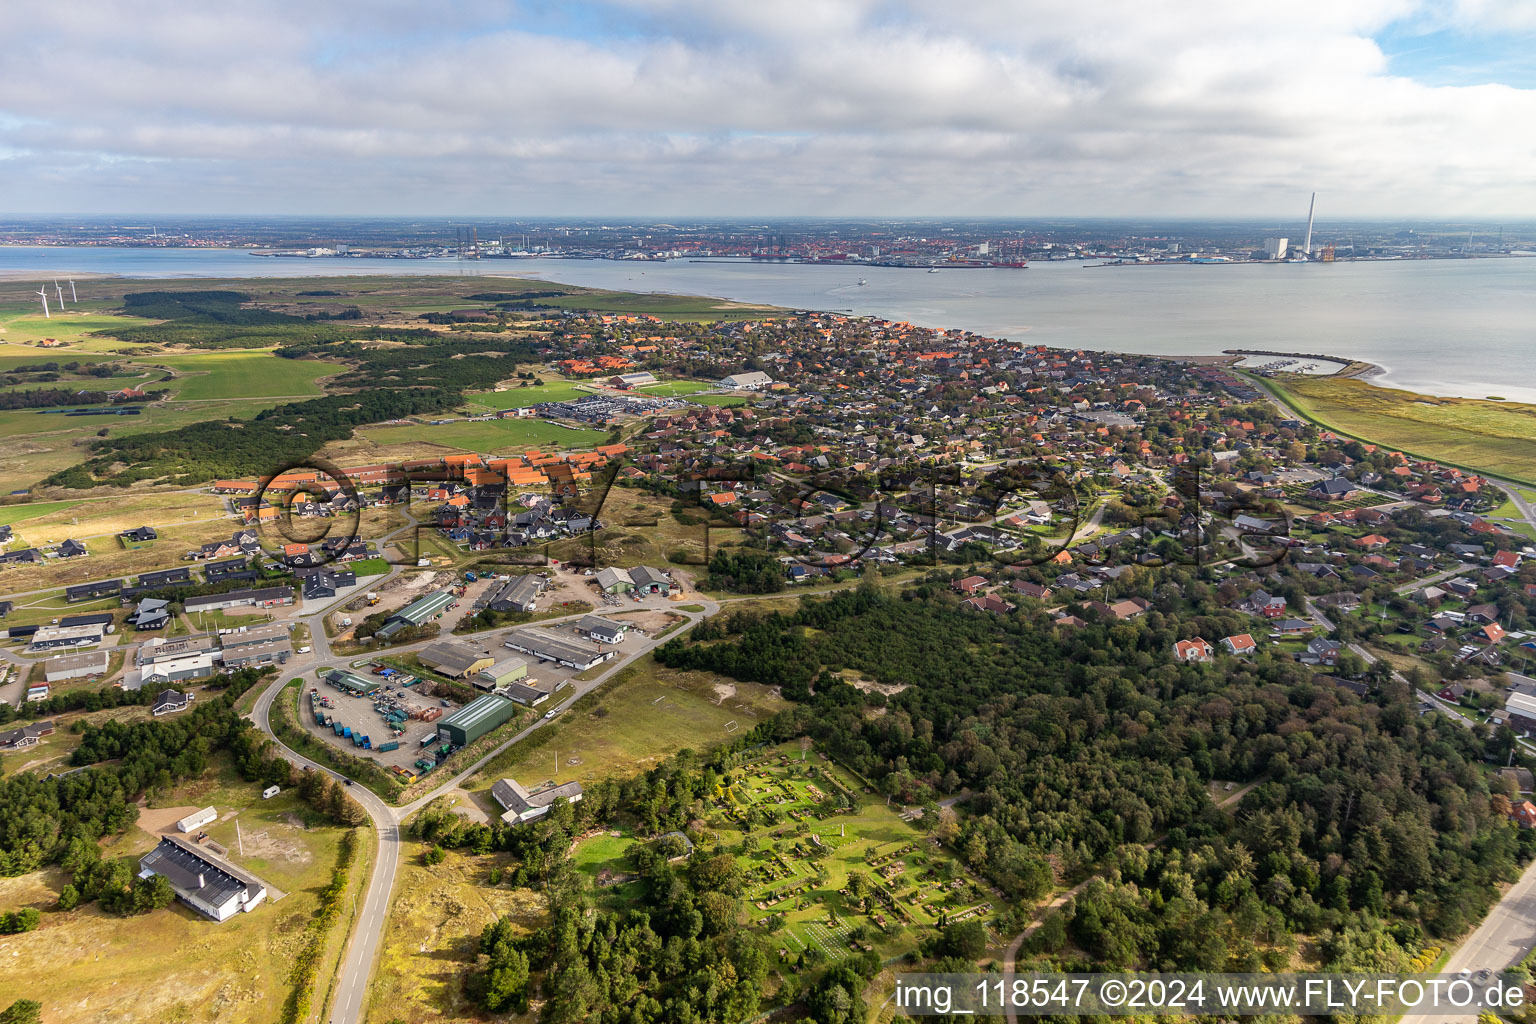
152 689 193 716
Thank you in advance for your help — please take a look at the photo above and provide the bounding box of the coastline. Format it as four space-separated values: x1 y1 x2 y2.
1 250 1531 402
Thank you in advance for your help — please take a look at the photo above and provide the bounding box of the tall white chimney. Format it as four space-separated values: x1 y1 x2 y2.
1303 192 1316 255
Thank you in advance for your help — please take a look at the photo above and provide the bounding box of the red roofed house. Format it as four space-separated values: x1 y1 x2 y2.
952 575 988 595
1222 634 1257 656
1175 638 1215 663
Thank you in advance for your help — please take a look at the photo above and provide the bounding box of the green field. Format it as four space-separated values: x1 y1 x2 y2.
149 350 338 400
463 379 592 410
640 379 711 397
467 654 787 792
0 499 82 525
1264 375 1536 485
689 393 750 407
360 417 608 453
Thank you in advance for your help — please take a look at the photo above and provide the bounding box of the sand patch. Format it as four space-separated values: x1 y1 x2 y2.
136 804 204 837
613 609 681 632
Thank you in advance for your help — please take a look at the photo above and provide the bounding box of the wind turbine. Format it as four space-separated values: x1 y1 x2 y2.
36 287 50 319
68 280 77 302
54 280 64 305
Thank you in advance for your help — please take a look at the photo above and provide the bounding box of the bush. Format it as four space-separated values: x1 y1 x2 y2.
0 907 41 933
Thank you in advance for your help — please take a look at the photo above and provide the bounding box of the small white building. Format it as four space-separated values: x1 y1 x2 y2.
176 806 217 833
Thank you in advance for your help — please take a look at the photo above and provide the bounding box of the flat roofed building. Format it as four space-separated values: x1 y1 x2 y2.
138 834 268 922
28 623 106 652
139 633 218 665
490 777 583 824
44 649 111 683
503 627 615 670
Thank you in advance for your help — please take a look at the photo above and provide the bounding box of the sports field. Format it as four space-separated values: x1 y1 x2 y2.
1264 375 1536 485
464 380 592 410
360 417 608 453
0 499 82 526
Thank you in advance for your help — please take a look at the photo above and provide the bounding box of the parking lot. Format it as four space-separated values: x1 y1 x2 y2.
301 670 460 776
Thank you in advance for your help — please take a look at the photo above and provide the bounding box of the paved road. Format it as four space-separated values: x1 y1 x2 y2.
1399 854 1536 1024
244 589 719 1024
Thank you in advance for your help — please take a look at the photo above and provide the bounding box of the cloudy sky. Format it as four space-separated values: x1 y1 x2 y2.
2 0 1534 217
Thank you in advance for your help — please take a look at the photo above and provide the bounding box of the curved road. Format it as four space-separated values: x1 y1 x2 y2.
247 590 720 1024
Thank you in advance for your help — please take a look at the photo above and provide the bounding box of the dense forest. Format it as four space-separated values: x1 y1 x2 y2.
655 581 1536 966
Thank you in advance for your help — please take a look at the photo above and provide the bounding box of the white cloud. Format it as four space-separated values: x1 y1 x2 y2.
0 0 1531 214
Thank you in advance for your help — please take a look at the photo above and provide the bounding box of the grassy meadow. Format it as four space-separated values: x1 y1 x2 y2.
1266 375 1536 485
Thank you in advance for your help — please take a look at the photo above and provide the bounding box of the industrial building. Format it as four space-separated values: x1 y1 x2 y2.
138 835 268 922
184 586 295 615
503 627 615 670
718 370 774 390
575 614 628 644
217 624 293 669
594 566 634 594
628 566 671 593
490 777 583 824
475 656 529 690
376 589 456 640
485 574 543 613
138 634 219 685
418 638 496 678
326 670 381 697
28 623 107 652
502 675 568 706
437 693 519 747
44 650 111 683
